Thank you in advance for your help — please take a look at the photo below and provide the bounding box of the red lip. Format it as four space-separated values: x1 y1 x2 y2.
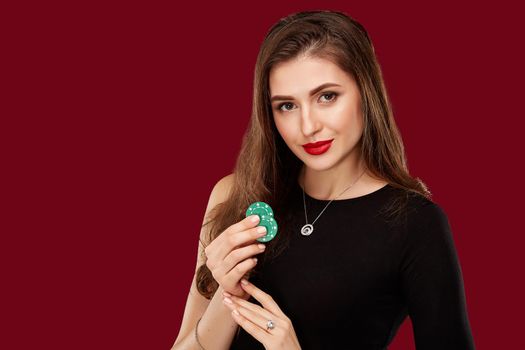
302 139 334 148
302 139 333 155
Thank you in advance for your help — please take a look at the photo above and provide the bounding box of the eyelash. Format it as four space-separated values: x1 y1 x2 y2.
275 92 339 113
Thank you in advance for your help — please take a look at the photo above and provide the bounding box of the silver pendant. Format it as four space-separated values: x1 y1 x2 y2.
301 224 314 236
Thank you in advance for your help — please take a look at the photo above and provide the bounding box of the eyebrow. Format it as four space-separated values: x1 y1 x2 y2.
270 82 342 103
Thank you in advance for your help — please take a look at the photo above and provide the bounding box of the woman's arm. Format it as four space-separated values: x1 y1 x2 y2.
171 283 240 350
399 201 476 349
172 174 240 349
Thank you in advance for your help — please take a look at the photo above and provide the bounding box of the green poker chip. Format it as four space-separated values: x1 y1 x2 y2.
256 215 278 242
245 201 273 218
246 201 278 242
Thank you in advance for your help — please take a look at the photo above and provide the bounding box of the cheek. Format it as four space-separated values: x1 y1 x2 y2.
328 101 363 135
275 118 303 152
274 117 295 141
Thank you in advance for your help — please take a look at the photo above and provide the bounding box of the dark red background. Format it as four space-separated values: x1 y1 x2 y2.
2 1 523 349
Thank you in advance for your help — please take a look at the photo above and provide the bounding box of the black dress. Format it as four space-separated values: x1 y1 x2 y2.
229 180 475 349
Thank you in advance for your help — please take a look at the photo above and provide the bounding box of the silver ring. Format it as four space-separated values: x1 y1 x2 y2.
266 320 275 331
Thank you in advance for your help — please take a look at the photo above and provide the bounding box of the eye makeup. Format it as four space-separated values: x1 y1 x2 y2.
275 91 339 112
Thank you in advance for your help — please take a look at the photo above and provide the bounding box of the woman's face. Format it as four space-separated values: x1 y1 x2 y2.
269 56 364 172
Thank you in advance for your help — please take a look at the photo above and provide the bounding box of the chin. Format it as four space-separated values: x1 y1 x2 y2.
301 157 337 172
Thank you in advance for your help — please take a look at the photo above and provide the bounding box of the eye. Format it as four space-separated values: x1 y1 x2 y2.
277 102 295 112
275 91 339 113
320 92 338 103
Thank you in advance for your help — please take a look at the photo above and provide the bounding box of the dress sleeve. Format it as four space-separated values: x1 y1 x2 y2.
399 201 475 349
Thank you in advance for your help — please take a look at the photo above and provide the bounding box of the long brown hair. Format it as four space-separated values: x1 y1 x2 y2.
196 10 431 299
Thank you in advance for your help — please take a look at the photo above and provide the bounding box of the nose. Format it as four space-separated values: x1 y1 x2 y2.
300 104 322 138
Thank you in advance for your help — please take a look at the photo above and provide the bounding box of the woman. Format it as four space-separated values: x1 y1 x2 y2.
172 10 475 350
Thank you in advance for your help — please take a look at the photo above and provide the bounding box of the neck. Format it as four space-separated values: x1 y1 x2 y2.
299 150 370 201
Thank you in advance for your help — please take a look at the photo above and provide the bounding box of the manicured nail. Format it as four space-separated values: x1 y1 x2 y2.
241 279 248 285
223 297 233 304
251 215 260 223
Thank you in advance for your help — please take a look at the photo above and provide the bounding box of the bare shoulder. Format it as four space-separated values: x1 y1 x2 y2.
203 173 235 223
194 172 236 274
213 173 235 201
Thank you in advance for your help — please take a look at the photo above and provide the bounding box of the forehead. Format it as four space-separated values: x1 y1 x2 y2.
269 56 354 95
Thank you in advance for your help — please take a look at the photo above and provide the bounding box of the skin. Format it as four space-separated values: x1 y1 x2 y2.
222 279 302 349
269 55 388 200
219 55 391 349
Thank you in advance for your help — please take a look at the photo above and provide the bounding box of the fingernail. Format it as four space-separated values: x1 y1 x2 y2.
257 226 267 234
258 244 266 250
251 215 260 223
233 309 240 315
224 297 233 304
241 279 248 285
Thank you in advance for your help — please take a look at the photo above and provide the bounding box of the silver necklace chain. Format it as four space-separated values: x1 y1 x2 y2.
300 167 367 236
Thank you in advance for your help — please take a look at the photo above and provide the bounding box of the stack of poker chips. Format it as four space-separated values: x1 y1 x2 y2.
245 201 278 242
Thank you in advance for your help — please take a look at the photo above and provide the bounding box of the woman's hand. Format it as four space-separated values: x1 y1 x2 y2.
222 278 302 350
204 215 267 298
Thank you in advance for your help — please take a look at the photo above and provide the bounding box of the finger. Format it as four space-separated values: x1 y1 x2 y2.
240 279 285 317
205 216 261 266
228 224 267 249
223 296 264 320
231 308 269 345
221 241 266 274
221 257 258 289
215 220 266 260
236 304 277 334
226 214 261 236
230 295 275 322
222 296 238 312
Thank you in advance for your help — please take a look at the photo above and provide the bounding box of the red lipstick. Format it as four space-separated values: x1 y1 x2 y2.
302 139 334 155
